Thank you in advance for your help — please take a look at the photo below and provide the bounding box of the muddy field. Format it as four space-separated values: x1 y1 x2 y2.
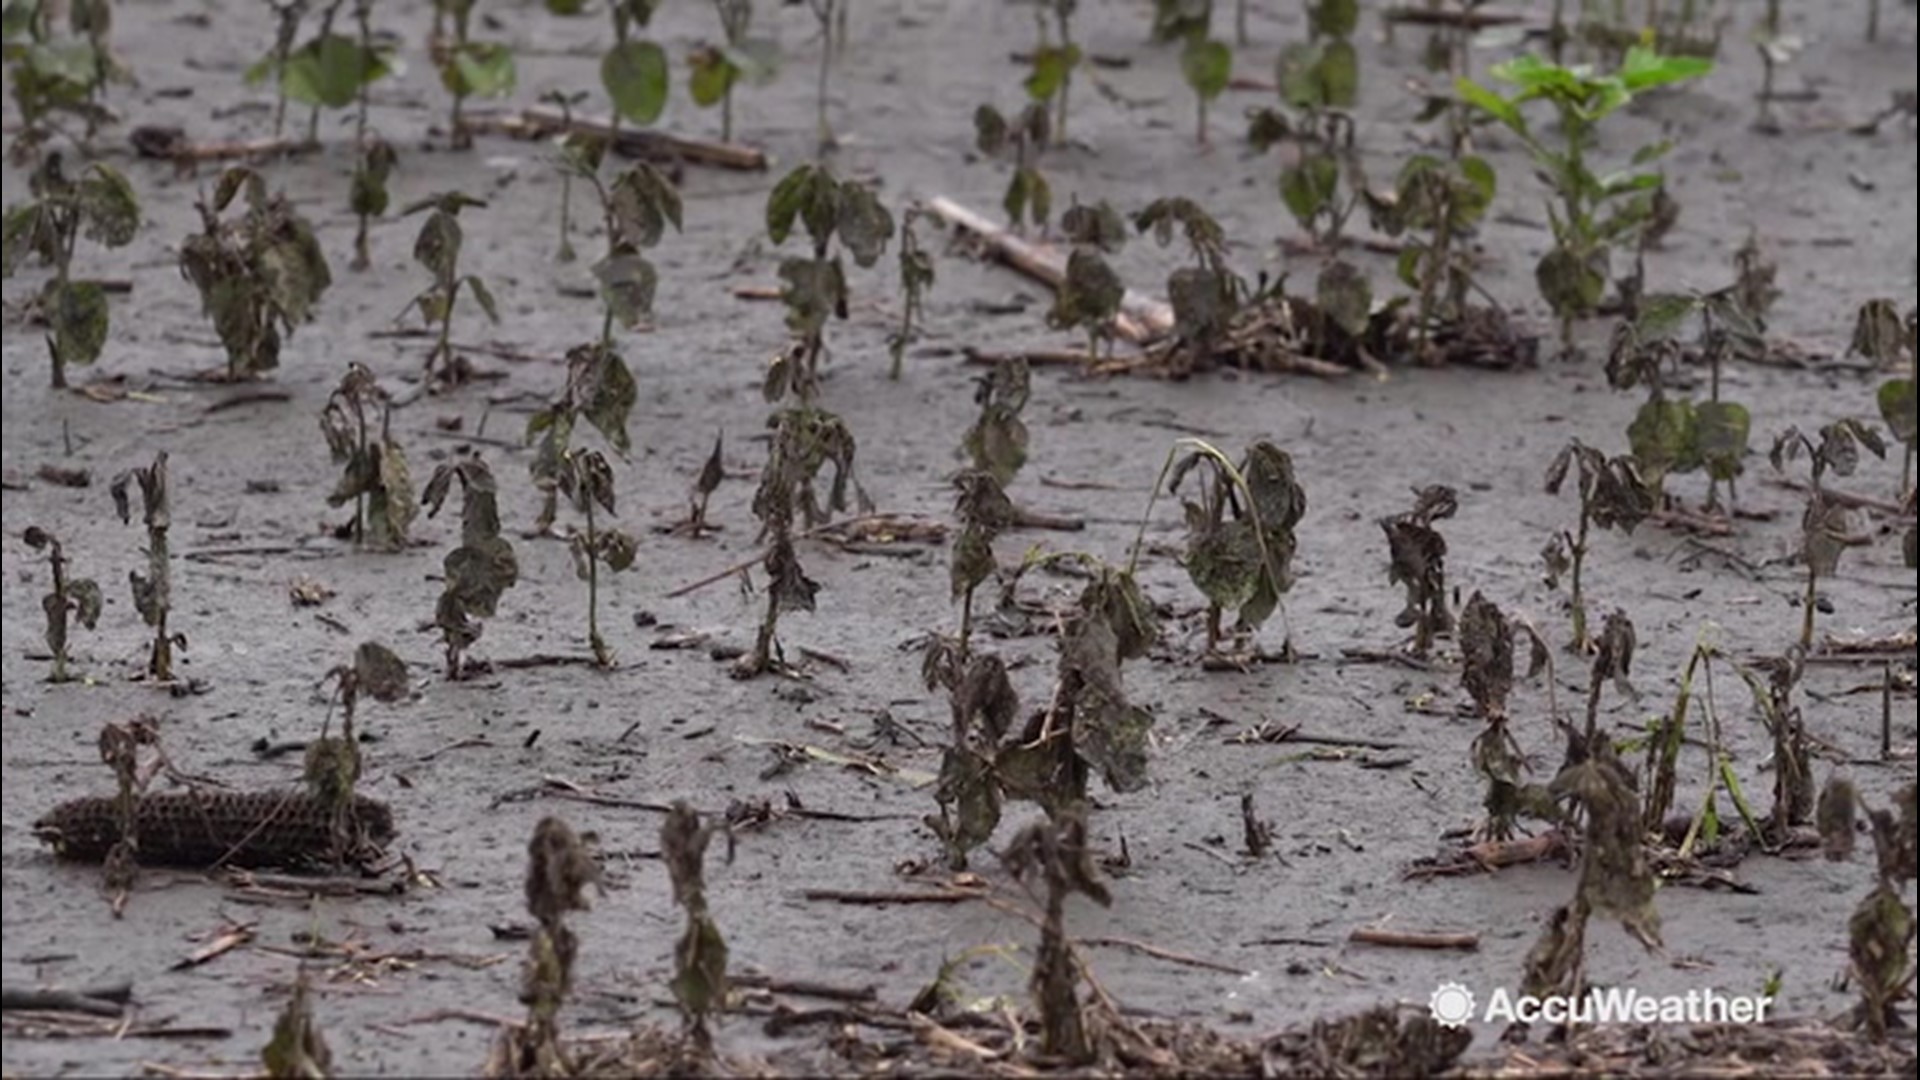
3 1 1917 1076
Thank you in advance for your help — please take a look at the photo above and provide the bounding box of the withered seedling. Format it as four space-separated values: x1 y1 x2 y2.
1148 438 1306 659
1376 153 1497 358
1815 776 1916 1041
1 152 141 388
566 159 683 344
671 430 726 538
527 343 637 535
766 163 894 388
662 801 729 1055
307 641 407 868
1771 420 1887 651
320 363 415 551
422 456 519 679
22 526 100 683
1002 808 1113 1064
556 448 638 668
887 206 935 379
1543 440 1652 652
963 356 1031 488
111 452 183 682
1607 288 1763 509
492 817 597 1077
178 166 333 381
1048 199 1129 361
1380 485 1457 658
96 718 160 917
923 470 1020 869
1133 196 1256 366
1461 593 1527 840
1849 300 1916 496
1579 610 1636 753
1647 629 1762 859
401 191 498 386
974 102 1053 232
262 970 332 1080
1735 650 1816 849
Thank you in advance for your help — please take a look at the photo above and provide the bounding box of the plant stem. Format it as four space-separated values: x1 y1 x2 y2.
813 0 834 155
586 499 606 665
48 539 70 682
1052 4 1073 145
722 83 734 142
1800 562 1817 653
1570 512 1591 652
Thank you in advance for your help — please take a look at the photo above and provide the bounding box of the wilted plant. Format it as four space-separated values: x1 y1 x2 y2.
556 448 638 668
690 0 778 142
1459 593 1530 840
569 160 682 344
1002 808 1112 1063
964 356 1031 488
320 362 415 550
974 102 1053 232
1133 196 1260 364
111 452 182 683
1607 288 1762 508
1381 485 1457 657
661 802 729 1053
1153 439 1306 658
3 0 125 152
21 526 99 683
1815 776 1916 1041
1542 440 1652 652
423 457 519 679
1048 200 1128 360
1376 153 1497 358
1736 650 1816 848
887 206 935 379
94 719 152 916
1457 47 1712 352
402 191 497 385
1 152 140 388
1850 300 1916 496
179 166 333 381
431 0 515 149
1771 420 1886 651
1579 609 1635 751
766 163 895 388
491 816 597 1077
527 343 637 535
307 641 407 866
1644 628 1761 856
262 971 332 1079
678 431 726 538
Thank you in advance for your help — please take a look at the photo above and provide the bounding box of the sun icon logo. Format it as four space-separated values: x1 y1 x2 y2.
1428 981 1476 1028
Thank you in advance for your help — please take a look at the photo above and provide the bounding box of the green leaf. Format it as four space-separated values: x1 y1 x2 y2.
448 42 515 99
765 165 816 244
463 275 500 323
593 251 659 328
77 165 140 248
282 33 388 110
1454 76 1523 132
1617 46 1713 93
546 0 588 14
602 38 669 124
687 45 736 107
1878 378 1916 446
1180 37 1232 102
835 182 894 268
414 210 461 280
1309 0 1359 38
2 203 42 277
1024 43 1080 103
1534 245 1606 317
1695 401 1751 483
1279 154 1340 228
46 279 109 369
1627 399 1700 485
1318 39 1358 107
1635 292 1700 340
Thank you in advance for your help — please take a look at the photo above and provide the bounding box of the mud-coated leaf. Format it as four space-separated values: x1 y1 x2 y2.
834 182 894 268
1695 401 1751 483
69 577 103 629
462 275 500 323
765 533 819 614
1627 398 1699 486
608 162 683 249
1849 299 1905 363
413 209 461 281
1063 615 1154 793
1536 245 1607 316
1280 153 1340 228
1878 378 1916 446
1047 248 1123 335
1059 200 1129 254
1167 266 1233 346
593 251 658 328
600 529 639 572
672 912 729 1021
76 165 140 248
567 343 638 452
777 255 845 335
1803 498 1852 578
1460 593 1514 720
931 748 1001 866
446 536 519 616
687 44 736 106
354 641 408 702
973 104 1008 156
1315 260 1371 337
46 279 109 369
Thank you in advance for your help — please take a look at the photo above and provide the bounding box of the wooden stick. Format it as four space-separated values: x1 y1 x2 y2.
923 196 1175 345
799 887 985 905
130 125 302 164
1348 927 1481 950
1077 936 1250 976
730 973 877 1003
1382 6 1530 29
1 986 127 1017
470 108 768 171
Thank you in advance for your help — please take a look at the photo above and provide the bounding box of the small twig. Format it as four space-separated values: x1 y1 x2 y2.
731 973 877 1003
799 886 986 905
1347 926 1481 950
1077 936 1250 976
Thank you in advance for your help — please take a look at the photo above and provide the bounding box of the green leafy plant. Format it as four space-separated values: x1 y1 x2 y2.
1376 153 1497 358
1002 809 1112 1064
1815 775 1916 1041
110 453 182 683
490 816 597 1076
599 0 668 136
689 0 777 142
1152 439 1306 658
1048 199 1128 360
320 362 415 550
1172 11 1231 144
431 0 514 149
1771 421 1887 652
527 343 637 535
1381 485 1457 658
558 447 638 668
275 0 394 146
1 152 140 388
661 802 729 1053
422 457 519 679
347 0 397 272
179 166 334 381
765 163 895 389
1241 0 1364 246
401 191 497 385
1023 1 1082 145
974 102 1052 232
21 526 99 683
887 206 935 379
1542 440 1653 652
1850 300 1916 497
1607 288 1762 510
1456 47 1712 352
3 0 122 152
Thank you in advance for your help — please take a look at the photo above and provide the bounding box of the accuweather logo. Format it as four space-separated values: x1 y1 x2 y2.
1427 982 1774 1028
